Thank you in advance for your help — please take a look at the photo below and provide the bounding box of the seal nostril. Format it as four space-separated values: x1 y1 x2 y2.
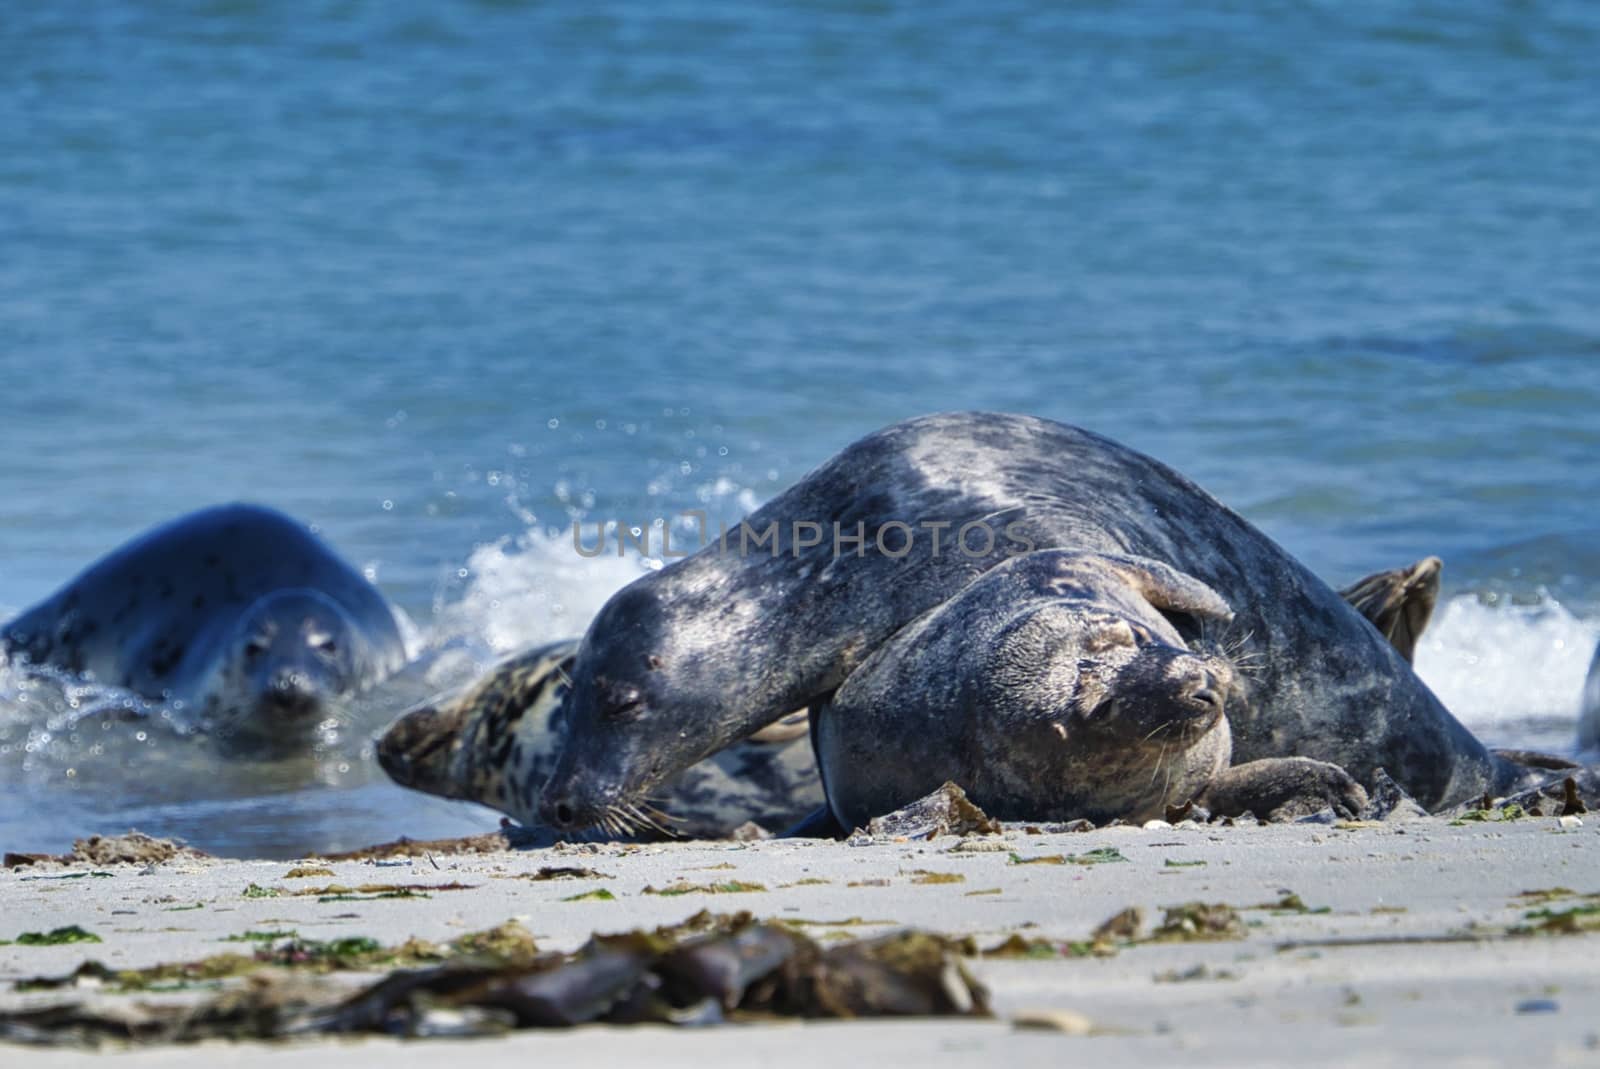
553 802 574 827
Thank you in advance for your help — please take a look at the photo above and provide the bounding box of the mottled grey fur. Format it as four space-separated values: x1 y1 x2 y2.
816 550 1366 828
378 640 821 838
541 413 1526 831
2 503 405 755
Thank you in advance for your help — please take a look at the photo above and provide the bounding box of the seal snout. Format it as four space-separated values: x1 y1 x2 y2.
264 666 323 717
1180 670 1226 717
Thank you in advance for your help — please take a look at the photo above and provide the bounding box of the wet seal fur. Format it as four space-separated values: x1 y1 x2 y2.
540 412 1539 832
377 640 821 839
2 503 405 756
817 550 1371 828
812 552 1440 829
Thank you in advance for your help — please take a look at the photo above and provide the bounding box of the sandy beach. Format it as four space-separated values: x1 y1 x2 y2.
3 815 1598 1067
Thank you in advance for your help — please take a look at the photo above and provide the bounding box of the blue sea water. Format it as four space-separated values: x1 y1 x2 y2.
2 1 1598 856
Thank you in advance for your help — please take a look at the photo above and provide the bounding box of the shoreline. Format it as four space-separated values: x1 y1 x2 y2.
3 817 1598 1065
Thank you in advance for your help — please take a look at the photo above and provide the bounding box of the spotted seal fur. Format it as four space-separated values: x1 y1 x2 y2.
377 640 820 839
2 503 406 756
539 412 1536 832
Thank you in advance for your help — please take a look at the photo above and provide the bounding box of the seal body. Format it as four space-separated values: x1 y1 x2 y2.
2 503 406 755
1579 643 1600 756
377 640 821 838
541 412 1516 831
816 549 1373 828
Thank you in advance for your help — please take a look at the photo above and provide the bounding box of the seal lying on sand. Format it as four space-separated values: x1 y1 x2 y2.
2 503 406 756
377 641 820 839
817 550 1377 828
538 412 1533 833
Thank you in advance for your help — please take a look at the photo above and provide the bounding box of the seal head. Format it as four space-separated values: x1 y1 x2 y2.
377 639 823 839
195 589 380 756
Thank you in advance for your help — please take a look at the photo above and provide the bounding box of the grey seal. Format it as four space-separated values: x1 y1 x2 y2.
1580 642 1600 755
2 503 406 756
817 550 1378 828
377 640 820 838
539 412 1529 832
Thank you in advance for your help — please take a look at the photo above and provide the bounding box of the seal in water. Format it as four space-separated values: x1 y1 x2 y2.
2 503 406 756
377 640 820 839
539 412 1532 833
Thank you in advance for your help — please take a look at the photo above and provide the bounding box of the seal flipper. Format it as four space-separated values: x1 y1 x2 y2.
1199 757 1369 821
1338 556 1441 664
779 806 847 839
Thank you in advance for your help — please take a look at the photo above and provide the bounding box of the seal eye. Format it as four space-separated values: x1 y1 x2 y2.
309 632 338 657
245 637 269 660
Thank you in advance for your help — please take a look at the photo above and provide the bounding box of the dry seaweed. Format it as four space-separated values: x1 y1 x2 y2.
642 881 767 896
1515 904 1600 936
1008 847 1126 866
560 889 616 902
311 831 515 862
1146 903 1246 943
1254 893 1330 915
13 927 102 947
982 906 1142 960
14 922 542 996
0 914 989 1047
5 833 207 869
17 872 115 882
513 867 612 881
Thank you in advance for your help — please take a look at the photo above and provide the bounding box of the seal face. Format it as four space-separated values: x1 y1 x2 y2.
2 503 406 757
539 412 1516 832
377 640 821 838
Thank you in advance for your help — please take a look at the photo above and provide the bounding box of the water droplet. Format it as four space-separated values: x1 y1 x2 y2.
382 499 394 511
547 418 560 429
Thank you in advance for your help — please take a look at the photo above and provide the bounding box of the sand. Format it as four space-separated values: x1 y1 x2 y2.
3 815 1598 1067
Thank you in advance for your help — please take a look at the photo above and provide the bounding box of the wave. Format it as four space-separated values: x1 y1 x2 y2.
1414 592 1598 746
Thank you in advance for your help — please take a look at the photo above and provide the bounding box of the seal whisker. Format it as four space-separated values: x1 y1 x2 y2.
640 796 686 824
1143 721 1173 744
1149 739 1170 788
624 800 677 838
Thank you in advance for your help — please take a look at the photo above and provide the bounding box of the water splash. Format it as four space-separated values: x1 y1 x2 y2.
1414 592 1599 746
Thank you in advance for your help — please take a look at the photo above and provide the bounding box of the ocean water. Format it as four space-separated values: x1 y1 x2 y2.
2 1 1598 857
